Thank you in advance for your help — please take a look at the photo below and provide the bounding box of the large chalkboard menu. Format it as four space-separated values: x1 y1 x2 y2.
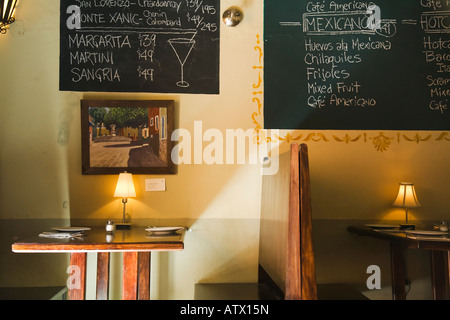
264 0 450 130
60 0 220 94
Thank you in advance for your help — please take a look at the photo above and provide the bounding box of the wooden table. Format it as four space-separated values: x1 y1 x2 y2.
348 226 450 300
12 226 185 300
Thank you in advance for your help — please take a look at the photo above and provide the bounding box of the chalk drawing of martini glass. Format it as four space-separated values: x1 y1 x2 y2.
168 38 196 88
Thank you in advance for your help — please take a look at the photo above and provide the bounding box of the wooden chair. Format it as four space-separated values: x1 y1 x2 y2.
195 143 368 300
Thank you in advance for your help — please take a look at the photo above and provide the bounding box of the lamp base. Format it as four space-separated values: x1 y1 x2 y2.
400 224 415 230
116 223 132 230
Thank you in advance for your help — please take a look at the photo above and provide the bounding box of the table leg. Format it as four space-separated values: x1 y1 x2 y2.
96 252 110 300
430 250 449 300
122 252 138 300
390 243 406 300
68 253 86 300
122 252 152 300
138 252 151 300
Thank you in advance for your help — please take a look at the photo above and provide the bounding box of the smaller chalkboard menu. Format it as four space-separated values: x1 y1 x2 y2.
60 0 220 94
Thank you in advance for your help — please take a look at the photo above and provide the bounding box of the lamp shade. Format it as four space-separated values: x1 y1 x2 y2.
393 182 420 208
0 0 18 33
114 172 136 198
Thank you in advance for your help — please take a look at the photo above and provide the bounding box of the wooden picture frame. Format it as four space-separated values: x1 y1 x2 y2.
81 100 175 175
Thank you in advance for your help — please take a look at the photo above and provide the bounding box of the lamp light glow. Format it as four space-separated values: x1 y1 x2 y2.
393 182 420 229
0 0 19 34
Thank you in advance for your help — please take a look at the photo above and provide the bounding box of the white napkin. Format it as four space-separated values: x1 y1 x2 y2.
39 232 83 239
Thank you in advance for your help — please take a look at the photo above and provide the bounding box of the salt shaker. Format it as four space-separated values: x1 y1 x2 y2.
439 221 448 232
106 220 115 233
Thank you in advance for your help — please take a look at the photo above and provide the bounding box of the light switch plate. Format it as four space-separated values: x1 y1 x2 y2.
145 179 166 192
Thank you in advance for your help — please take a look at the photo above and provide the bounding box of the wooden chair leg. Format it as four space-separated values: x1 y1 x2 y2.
390 243 406 300
138 252 151 300
431 250 449 300
122 252 138 300
68 253 86 300
96 252 110 300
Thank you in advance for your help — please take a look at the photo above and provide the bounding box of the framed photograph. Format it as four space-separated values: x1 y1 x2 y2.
81 100 175 175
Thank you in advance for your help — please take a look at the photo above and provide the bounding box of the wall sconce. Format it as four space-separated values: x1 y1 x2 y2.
0 0 19 34
114 172 136 230
222 6 243 27
392 182 421 230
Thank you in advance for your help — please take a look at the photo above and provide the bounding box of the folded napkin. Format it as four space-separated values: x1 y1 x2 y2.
39 232 83 239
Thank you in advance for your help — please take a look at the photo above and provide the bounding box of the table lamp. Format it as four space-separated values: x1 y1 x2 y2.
114 172 136 230
392 182 420 230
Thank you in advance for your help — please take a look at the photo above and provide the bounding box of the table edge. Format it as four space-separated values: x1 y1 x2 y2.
12 243 184 253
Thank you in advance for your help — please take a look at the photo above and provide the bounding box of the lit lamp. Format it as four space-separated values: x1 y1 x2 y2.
114 172 136 230
0 0 19 34
392 182 421 230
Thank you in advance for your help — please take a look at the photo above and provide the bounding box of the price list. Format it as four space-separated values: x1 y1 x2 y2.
60 0 220 94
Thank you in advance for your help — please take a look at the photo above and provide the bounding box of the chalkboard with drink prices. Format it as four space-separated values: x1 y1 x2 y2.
60 0 220 94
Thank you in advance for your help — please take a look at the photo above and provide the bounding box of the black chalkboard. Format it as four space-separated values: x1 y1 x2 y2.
60 0 220 94
264 0 450 130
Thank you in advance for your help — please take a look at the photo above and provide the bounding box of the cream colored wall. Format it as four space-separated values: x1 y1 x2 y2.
305 133 450 221
1 0 450 300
